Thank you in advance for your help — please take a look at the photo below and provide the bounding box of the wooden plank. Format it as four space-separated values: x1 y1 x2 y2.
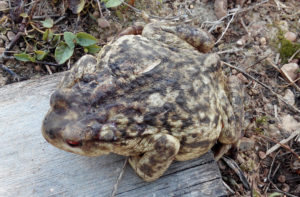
0 73 227 197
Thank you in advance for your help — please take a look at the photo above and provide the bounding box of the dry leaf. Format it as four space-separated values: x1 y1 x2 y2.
68 0 85 14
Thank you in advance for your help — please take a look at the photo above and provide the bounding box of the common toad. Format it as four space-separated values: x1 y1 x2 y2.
42 22 244 181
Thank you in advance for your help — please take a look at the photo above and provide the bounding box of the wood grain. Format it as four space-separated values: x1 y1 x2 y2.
0 73 227 197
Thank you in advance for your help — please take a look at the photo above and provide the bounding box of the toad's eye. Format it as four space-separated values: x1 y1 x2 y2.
66 140 82 147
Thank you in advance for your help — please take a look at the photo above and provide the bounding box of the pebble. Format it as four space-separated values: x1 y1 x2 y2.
0 47 5 55
283 89 295 106
259 37 267 45
284 32 297 42
92 11 100 18
277 175 286 183
280 63 299 81
7 31 16 41
0 1 9 12
34 65 42 72
282 183 290 192
97 18 110 28
214 0 227 19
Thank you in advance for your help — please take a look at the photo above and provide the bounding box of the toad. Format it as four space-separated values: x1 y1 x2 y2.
42 22 244 182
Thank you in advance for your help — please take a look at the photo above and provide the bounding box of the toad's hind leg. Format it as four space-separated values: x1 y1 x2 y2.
215 76 244 160
129 134 180 182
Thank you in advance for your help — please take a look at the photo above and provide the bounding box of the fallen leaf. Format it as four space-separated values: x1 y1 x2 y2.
68 0 85 14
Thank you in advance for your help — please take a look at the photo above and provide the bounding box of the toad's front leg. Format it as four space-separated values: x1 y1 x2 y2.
129 134 180 182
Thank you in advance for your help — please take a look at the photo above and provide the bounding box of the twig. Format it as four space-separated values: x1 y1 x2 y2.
269 184 297 197
259 134 300 161
215 9 237 45
54 15 67 25
264 150 279 194
239 18 249 35
217 48 243 54
35 61 61 67
0 64 20 80
267 58 300 92
245 55 271 69
222 180 235 194
222 61 300 114
266 129 300 156
204 0 269 32
288 48 300 62
96 0 104 18
280 77 300 89
5 32 24 52
222 156 250 190
32 14 61 20
45 65 52 75
111 158 128 197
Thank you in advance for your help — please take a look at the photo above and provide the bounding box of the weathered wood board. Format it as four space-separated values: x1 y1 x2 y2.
0 73 227 197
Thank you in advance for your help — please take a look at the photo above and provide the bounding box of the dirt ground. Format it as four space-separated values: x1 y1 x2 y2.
0 0 299 196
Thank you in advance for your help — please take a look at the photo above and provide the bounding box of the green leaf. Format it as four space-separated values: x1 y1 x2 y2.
14 53 35 62
84 44 101 54
76 32 97 47
51 35 61 47
42 29 49 41
42 29 54 42
20 13 28 18
64 32 76 48
105 0 122 8
54 42 74 64
41 18 54 28
35 50 48 60
268 192 283 197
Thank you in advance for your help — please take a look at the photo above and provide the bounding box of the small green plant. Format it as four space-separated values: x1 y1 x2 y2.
277 30 300 63
14 18 100 65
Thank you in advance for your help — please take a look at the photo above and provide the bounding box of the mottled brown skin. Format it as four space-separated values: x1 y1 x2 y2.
42 22 244 182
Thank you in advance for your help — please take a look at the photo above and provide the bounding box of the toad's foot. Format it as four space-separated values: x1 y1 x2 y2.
129 134 180 182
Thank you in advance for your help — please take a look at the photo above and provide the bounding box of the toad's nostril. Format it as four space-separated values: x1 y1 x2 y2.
66 140 82 147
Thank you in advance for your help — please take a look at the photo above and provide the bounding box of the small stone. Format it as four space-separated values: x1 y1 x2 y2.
237 39 245 46
284 32 297 42
214 0 228 19
259 37 267 45
189 4 194 9
7 31 16 41
258 151 266 159
0 47 5 55
92 11 100 18
283 89 295 106
19 42 25 48
280 114 300 133
237 35 248 46
277 175 286 183
239 137 255 152
0 1 9 12
282 183 290 192
281 63 299 81
97 18 110 29
34 65 42 72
